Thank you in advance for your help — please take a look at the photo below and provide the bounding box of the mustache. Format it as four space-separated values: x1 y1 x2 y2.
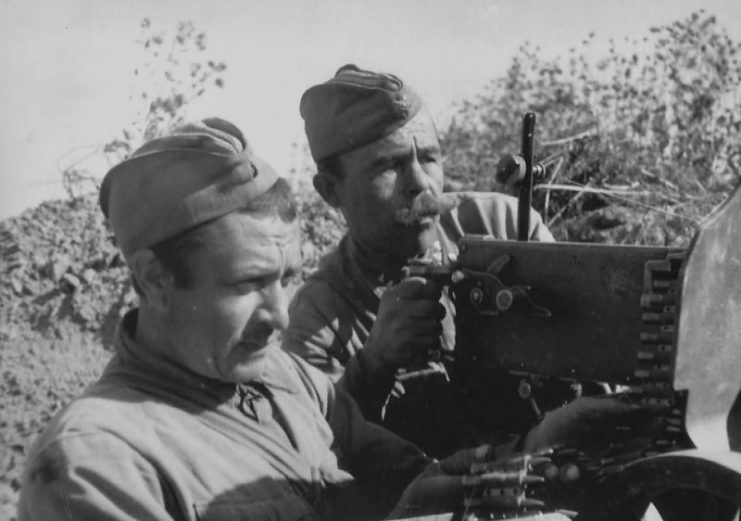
395 192 458 226
240 323 275 348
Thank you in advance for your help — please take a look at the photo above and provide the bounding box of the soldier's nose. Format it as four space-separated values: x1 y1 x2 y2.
258 281 289 331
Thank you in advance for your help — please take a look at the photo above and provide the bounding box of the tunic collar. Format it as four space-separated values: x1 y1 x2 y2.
343 224 452 300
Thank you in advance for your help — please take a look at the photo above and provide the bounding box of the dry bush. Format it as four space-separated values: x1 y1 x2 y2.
441 10 740 245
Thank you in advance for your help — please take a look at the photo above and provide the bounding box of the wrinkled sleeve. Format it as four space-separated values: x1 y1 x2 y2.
19 433 172 521
284 284 393 423
326 378 432 518
446 192 554 244
337 350 395 424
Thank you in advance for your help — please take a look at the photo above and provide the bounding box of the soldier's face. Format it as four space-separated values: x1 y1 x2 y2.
163 211 301 383
334 109 445 262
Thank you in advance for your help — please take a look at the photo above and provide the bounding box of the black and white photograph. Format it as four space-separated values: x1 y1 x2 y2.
2 0 741 519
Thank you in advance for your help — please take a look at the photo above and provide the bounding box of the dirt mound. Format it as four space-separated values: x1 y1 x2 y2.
0 195 136 348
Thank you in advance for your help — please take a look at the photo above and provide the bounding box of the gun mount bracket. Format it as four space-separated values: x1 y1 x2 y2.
452 255 552 318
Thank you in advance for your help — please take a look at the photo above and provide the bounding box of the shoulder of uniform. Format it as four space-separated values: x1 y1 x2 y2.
289 243 357 318
24 387 151 463
276 350 333 403
309 245 343 279
442 190 521 223
446 190 519 209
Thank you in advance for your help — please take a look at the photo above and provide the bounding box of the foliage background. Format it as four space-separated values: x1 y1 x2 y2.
442 11 740 245
1 10 739 520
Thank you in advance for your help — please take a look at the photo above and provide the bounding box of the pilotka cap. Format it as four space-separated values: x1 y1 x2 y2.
99 117 279 257
299 64 423 161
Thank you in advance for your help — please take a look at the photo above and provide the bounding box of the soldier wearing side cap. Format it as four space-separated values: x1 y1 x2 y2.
16 118 454 521
283 65 602 457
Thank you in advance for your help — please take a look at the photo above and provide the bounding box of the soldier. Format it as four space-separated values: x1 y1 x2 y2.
16 118 477 520
283 64 586 456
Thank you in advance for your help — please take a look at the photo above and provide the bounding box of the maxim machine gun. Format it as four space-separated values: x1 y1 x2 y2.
408 114 741 520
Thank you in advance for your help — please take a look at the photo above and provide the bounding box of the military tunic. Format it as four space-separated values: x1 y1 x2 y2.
283 192 555 456
18 311 430 521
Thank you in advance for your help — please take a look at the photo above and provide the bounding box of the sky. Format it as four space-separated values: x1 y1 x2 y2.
1 0 740 220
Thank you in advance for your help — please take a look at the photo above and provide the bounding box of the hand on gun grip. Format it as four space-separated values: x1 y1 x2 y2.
362 276 446 378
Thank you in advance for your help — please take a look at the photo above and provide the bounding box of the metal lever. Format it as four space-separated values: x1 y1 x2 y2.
518 112 537 241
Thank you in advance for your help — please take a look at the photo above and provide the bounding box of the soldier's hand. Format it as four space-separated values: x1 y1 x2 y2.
388 445 496 518
523 395 658 452
363 276 445 378
389 445 582 518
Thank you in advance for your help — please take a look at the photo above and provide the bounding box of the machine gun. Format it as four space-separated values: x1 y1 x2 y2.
406 113 741 520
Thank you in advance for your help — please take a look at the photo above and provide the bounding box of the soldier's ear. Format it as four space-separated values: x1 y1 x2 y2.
129 249 174 310
313 172 342 208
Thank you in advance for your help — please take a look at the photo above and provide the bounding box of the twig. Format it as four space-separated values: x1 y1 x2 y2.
546 181 591 228
538 151 567 166
543 157 565 221
601 192 701 224
20 179 66 187
543 179 699 227
534 184 652 196
541 129 596 147
640 167 678 191
56 144 104 172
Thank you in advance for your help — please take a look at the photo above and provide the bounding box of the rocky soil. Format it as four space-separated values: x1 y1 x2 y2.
0 195 135 520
